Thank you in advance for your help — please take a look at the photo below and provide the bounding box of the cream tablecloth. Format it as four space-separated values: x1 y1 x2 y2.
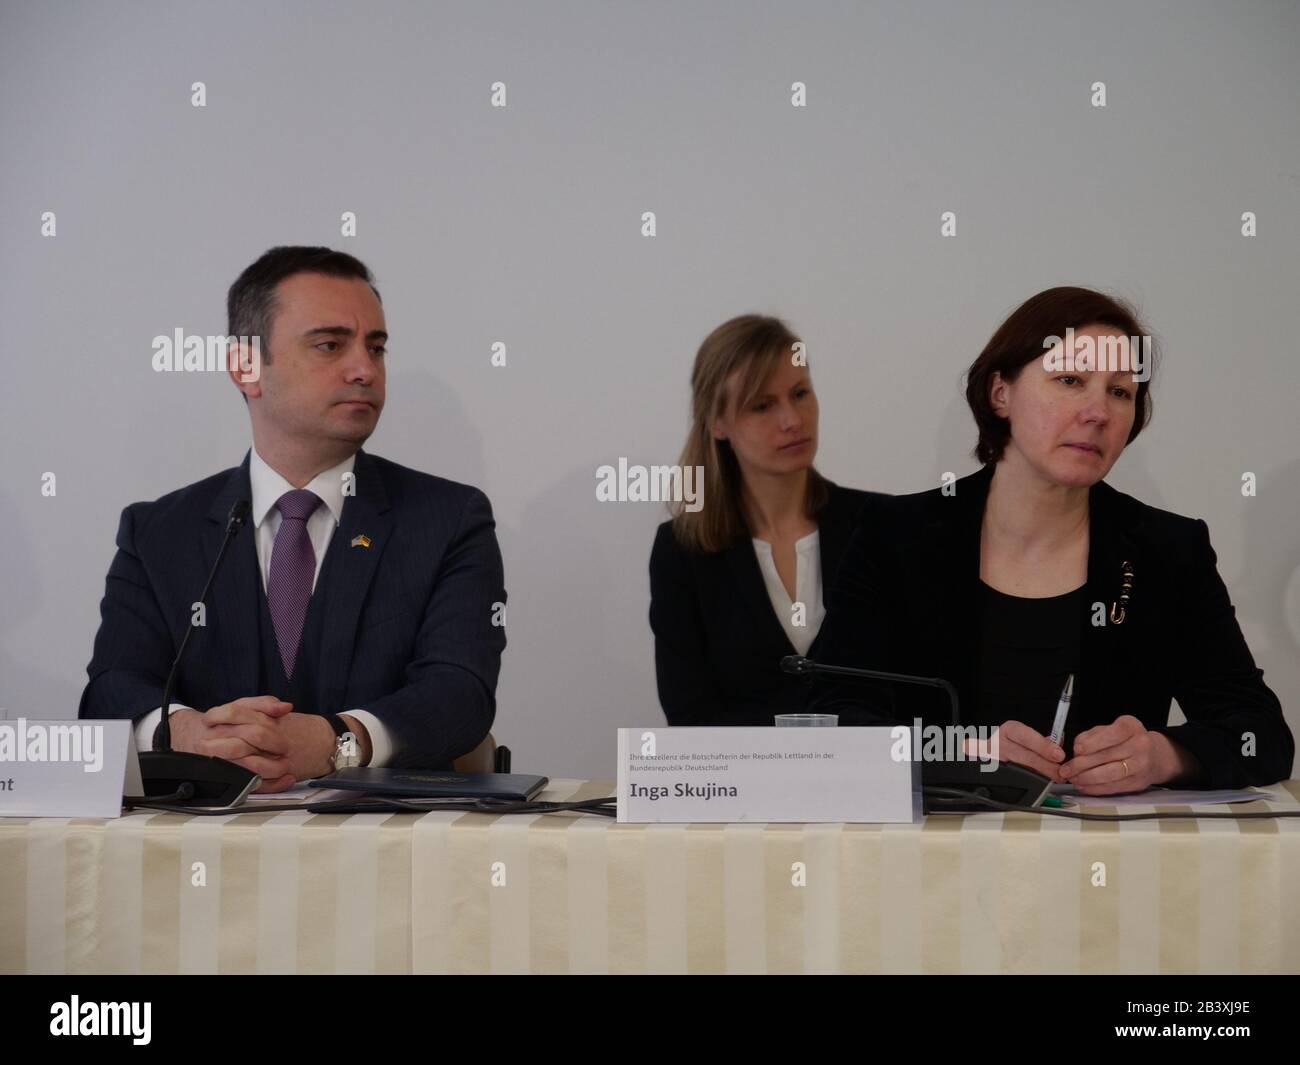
3 778 1297 973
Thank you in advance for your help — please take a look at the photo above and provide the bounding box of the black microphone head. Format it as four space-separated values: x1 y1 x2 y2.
780 655 810 675
227 499 251 532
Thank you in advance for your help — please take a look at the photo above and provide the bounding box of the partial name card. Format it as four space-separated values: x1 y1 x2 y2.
0 718 135 818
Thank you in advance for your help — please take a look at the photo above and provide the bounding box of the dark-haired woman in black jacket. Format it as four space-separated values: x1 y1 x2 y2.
811 288 1293 792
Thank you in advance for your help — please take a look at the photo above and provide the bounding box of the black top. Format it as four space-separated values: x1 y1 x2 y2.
973 580 1086 738
809 464 1294 789
649 482 886 726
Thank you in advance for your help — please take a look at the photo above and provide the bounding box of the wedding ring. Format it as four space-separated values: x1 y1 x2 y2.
1121 759 1130 778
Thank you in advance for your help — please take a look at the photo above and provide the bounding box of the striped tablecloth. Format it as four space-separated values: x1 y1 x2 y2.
3 779 1298 974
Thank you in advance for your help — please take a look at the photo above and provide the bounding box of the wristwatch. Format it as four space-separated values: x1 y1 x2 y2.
326 714 362 772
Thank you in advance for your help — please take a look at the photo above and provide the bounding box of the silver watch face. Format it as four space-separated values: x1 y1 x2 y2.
332 730 361 770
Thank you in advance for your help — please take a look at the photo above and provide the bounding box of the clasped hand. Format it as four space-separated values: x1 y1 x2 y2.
167 697 336 793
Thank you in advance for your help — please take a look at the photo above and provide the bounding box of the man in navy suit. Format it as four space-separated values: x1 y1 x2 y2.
79 247 507 791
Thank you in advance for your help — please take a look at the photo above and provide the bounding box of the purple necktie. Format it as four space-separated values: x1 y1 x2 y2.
267 488 323 679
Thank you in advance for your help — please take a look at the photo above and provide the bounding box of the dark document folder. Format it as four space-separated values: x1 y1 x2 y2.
308 767 548 801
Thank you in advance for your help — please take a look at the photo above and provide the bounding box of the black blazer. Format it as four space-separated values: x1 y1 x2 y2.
809 464 1294 788
649 482 884 726
78 449 507 770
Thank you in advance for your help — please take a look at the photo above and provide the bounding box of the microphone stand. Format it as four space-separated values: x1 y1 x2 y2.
136 500 260 807
781 655 1053 811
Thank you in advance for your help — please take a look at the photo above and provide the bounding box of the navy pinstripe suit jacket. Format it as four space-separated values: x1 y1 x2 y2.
78 449 507 770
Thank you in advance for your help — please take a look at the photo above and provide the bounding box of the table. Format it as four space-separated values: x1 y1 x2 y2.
3 779 1298 973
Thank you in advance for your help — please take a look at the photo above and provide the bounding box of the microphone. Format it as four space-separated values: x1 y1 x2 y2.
137 499 260 807
781 654 1053 811
781 655 959 726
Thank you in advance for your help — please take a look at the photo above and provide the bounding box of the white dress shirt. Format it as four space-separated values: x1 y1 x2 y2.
751 529 824 655
133 446 395 768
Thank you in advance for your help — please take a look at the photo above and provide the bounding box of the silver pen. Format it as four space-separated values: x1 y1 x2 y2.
1048 673 1074 749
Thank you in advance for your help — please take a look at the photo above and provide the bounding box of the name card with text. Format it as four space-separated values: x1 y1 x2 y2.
0 719 138 818
617 727 919 823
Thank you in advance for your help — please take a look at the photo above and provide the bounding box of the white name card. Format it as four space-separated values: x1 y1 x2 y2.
617 727 919 823
0 719 138 818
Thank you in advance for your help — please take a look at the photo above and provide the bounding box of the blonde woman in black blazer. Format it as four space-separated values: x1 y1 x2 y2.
649 314 884 726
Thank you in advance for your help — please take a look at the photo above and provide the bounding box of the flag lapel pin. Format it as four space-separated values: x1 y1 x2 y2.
351 534 372 549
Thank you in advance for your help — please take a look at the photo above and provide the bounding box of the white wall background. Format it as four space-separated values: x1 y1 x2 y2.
2 0 1297 779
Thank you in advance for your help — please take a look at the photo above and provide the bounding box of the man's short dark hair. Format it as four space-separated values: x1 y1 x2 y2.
964 286 1156 466
226 246 381 363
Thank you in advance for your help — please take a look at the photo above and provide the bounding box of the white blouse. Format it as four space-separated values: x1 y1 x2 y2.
751 529 824 655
